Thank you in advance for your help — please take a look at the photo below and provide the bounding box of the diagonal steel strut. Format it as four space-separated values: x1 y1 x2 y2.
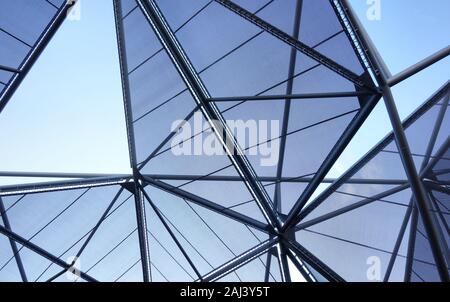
0 224 97 282
136 0 281 231
142 175 271 234
0 197 28 282
213 0 376 90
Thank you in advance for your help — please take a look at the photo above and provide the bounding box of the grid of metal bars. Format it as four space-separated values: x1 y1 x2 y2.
0 0 448 282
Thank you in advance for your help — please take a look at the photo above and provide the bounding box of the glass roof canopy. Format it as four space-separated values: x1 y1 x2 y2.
0 0 70 113
0 0 448 282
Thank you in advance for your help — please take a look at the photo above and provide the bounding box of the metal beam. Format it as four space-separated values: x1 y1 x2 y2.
0 1 76 114
381 54 449 284
144 174 408 185
208 91 375 102
419 90 449 171
275 0 303 213
429 192 450 240
410 91 450 272
427 191 450 265
283 93 380 231
0 171 131 179
286 249 316 282
391 92 449 282
0 197 28 282
295 184 410 231
74 188 124 259
341 0 449 282
432 169 450 178
332 0 391 79
388 46 450 87
214 0 375 90
141 188 203 280
404 207 418 282
114 0 153 282
421 136 450 179
136 0 280 231
277 243 292 282
113 0 139 169
425 181 450 195
0 65 20 74
329 0 371 72
142 176 271 234
383 201 413 282
0 224 97 282
0 176 130 197
46 269 68 282
298 81 449 225
133 185 152 282
201 238 278 282
283 239 345 282
137 108 197 170
263 250 272 282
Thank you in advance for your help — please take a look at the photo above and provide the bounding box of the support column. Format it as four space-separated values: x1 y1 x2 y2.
0 197 27 282
277 243 292 282
133 183 152 282
274 0 303 213
113 0 152 282
340 0 449 281
380 71 449 282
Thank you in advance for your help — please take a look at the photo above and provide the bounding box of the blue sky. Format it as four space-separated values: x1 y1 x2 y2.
0 0 130 185
0 0 449 185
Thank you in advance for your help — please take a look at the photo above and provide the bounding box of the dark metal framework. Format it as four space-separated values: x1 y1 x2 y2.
0 0 448 282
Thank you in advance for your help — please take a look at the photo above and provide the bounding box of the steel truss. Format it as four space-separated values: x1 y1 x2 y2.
0 0 448 282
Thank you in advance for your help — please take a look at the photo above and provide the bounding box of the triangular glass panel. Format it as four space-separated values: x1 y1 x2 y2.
0 0 68 97
144 185 270 280
0 185 136 282
75 188 143 282
409 213 444 282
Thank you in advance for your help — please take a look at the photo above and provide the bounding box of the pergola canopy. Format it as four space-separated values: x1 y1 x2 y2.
0 0 448 282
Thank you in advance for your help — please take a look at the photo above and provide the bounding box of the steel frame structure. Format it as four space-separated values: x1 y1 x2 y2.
0 0 78 114
0 0 448 282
